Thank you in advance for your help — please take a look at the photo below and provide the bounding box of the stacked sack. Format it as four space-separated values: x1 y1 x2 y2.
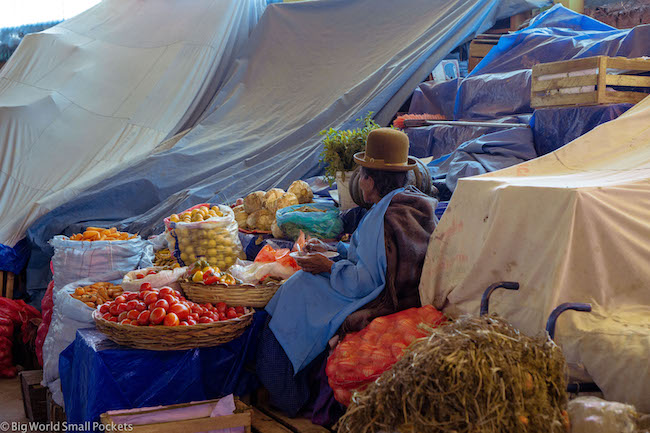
0 297 41 377
326 305 447 405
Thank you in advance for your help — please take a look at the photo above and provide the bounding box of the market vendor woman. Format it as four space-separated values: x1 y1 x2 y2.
257 128 438 423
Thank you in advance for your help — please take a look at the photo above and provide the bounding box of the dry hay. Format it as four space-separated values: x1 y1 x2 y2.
336 315 569 433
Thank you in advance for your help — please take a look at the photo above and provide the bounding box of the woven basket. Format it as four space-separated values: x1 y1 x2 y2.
180 280 282 308
93 309 254 351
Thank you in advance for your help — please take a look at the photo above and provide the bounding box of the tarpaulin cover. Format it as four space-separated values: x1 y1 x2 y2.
419 95 650 412
0 0 265 248
454 5 650 120
408 78 460 120
0 238 28 273
25 0 547 295
59 312 266 429
427 125 536 192
532 103 634 156
405 115 530 159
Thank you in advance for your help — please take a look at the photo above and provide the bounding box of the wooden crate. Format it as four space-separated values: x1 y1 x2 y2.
531 56 650 108
46 388 67 423
468 34 501 72
19 370 48 423
100 398 252 433
1 270 16 299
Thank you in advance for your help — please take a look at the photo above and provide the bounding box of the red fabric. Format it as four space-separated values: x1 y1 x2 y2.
326 305 447 405
35 280 55 367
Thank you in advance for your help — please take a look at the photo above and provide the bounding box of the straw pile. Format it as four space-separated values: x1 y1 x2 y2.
336 315 569 433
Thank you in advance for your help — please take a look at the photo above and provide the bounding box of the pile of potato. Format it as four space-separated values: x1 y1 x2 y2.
68 227 137 241
69 282 124 309
234 180 313 237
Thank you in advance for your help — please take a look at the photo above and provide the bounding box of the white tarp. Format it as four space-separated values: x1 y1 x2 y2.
419 96 650 411
0 0 264 247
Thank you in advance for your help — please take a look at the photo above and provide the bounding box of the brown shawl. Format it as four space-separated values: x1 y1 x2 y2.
339 186 438 334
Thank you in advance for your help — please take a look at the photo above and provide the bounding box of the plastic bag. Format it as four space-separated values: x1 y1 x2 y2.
327 305 447 406
229 244 300 284
276 203 343 240
42 277 120 398
164 204 244 269
0 316 13 339
568 397 641 433
50 235 153 294
0 336 15 378
121 266 187 292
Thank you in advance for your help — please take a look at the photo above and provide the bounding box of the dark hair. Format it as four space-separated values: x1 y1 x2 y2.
360 167 408 198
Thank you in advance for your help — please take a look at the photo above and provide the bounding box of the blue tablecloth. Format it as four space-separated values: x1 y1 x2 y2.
59 311 267 429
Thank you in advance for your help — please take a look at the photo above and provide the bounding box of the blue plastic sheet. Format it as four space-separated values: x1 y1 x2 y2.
406 115 530 159
59 312 266 430
454 5 650 120
408 79 460 119
531 103 633 156
0 238 29 274
428 126 536 191
24 0 547 298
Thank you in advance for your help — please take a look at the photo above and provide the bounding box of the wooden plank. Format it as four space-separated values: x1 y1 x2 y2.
19 370 47 422
257 403 332 433
607 57 650 73
601 91 649 105
469 42 495 58
597 56 608 103
252 407 293 433
606 74 650 88
468 57 482 72
533 56 601 76
531 74 597 92
531 91 598 108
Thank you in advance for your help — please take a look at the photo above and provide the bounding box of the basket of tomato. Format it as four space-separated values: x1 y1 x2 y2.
179 260 283 308
93 283 254 351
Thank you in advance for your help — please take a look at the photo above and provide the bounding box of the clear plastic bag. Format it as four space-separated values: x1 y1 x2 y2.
568 397 641 433
165 204 244 269
276 203 343 240
121 266 187 292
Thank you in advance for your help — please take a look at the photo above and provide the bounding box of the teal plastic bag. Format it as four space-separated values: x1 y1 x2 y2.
276 203 343 240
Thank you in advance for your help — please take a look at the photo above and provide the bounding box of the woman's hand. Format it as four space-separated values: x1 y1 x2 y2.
295 253 334 274
304 238 336 253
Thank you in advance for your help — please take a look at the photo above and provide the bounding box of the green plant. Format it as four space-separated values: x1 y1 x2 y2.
319 112 380 185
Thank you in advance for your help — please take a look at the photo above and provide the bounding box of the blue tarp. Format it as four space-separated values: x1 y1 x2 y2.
24 0 546 297
428 125 536 191
59 312 266 430
455 5 650 120
531 103 634 156
408 78 460 120
0 238 29 274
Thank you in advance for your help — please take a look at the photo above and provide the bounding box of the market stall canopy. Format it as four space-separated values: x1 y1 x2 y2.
419 95 650 411
0 0 265 248
25 0 548 295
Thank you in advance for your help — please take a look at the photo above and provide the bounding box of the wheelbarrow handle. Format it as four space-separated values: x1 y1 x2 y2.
480 281 520 316
546 303 592 340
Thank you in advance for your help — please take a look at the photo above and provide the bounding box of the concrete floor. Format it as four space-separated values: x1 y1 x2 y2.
0 377 34 432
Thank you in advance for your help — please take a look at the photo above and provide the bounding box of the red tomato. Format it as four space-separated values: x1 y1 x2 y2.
143 292 158 305
127 310 140 321
150 307 166 325
109 317 118 323
179 321 189 326
203 276 220 285
137 310 151 326
109 305 120 316
226 309 238 319
120 319 131 325
191 305 202 314
125 293 138 301
198 317 213 324
218 312 227 321
187 318 197 325
101 313 112 320
117 303 128 314
169 304 190 321
99 304 110 314
164 313 179 326
118 312 128 322
136 273 145 279
135 302 146 312
154 299 170 311
126 300 139 311
159 287 174 297
190 313 199 321
216 302 227 314
234 306 245 314
140 282 152 292
114 296 126 304
161 294 176 306
148 303 157 311
147 270 157 275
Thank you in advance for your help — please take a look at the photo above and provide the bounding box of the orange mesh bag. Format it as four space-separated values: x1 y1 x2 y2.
326 305 447 405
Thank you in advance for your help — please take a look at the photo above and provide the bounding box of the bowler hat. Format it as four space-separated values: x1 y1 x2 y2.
354 128 416 171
